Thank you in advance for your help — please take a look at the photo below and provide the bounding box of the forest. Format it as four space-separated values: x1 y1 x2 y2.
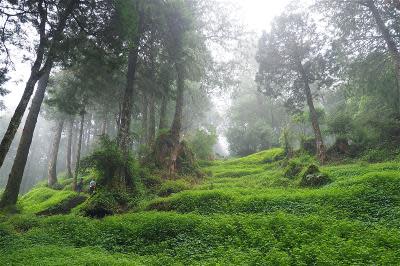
0 0 400 265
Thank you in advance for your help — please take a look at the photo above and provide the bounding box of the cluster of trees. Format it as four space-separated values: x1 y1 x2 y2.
226 0 400 161
0 0 238 208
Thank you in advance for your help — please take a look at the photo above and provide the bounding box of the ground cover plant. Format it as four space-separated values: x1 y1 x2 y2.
1 148 400 265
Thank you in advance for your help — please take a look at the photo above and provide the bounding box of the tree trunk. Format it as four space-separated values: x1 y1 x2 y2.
0 68 51 208
73 110 85 191
118 37 141 156
0 0 77 171
85 113 92 154
159 92 168 130
171 62 185 141
47 119 64 187
366 0 400 113
298 62 326 164
66 118 73 179
101 113 107 135
148 91 156 145
141 94 149 146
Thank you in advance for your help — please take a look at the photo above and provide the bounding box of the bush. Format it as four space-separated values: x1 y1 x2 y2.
80 136 137 189
299 164 330 187
300 173 331 188
79 191 129 218
283 160 303 179
141 174 162 191
158 180 189 197
361 148 391 163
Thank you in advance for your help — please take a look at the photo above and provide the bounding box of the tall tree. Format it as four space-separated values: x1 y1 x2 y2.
0 68 51 207
0 0 79 170
256 12 332 163
47 119 64 186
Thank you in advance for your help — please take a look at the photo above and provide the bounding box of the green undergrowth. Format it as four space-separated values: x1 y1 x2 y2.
18 187 79 214
2 147 400 264
1 212 399 265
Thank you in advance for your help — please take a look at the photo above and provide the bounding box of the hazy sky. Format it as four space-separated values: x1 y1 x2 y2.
1 0 292 112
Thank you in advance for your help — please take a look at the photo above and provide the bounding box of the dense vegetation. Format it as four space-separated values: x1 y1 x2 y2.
1 149 400 264
1 0 400 264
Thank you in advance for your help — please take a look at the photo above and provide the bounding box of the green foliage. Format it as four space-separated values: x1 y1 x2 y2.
79 191 129 218
2 148 400 264
186 128 217 160
158 180 189 197
283 160 303 179
80 136 137 188
19 187 77 214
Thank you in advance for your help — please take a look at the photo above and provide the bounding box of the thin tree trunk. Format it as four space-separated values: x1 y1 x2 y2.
0 0 78 170
297 61 326 164
141 94 149 146
71 122 78 169
148 91 156 145
47 119 64 186
171 62 185 141
366 0 400 113
66 118 73 179
85 113 92 154
101 113 107 135
73 110 85 191
0 68 51 208
159 92 168 130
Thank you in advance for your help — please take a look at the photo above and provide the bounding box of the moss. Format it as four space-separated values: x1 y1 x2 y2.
19 187 78 214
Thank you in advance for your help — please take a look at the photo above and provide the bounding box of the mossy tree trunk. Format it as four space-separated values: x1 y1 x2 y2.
47 119 64 187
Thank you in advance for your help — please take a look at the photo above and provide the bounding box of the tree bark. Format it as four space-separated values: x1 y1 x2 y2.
0 68 51 208
297 61 326 164
73 110 85 191
118 32 142 156
171 62 185 141
366 0 400 113
85 113 92 154
47 119 64 186
148 91 156 145
141 94 149 146
101 113 107 135
66 118 73 179
159 92 168 130
0 0 78 170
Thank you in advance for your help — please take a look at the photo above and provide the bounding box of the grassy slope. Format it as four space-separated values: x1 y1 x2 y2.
1 148 400 265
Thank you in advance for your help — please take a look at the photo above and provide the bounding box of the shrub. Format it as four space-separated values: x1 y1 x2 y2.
361 148 391 163
158 180 189 197
141 174 162 191
79 191 129 218
80 136 137 189
299 164 331 187
284 160 303 179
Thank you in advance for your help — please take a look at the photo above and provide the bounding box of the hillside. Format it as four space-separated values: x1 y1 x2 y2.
1 149 400 265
